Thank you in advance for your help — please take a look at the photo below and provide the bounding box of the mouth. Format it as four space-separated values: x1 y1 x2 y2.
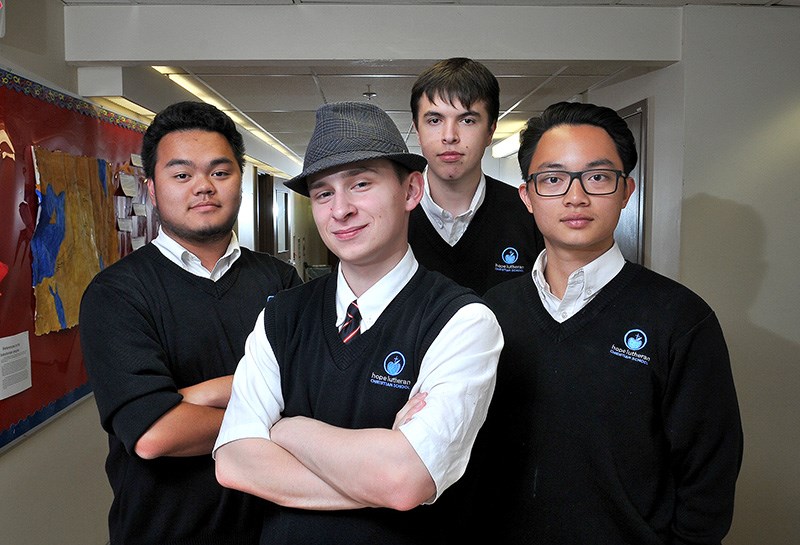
438 151 463 163
332 225 366 240
190 201 220 211
561 216 592 228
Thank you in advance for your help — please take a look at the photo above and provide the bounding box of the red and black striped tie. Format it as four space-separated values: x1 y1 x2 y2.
339 300 361 343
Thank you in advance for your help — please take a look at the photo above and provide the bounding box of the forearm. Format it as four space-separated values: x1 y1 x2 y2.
134 375 236 458
271 416 435 511
215 438 365 510
134 401 224 459
179 375 233 408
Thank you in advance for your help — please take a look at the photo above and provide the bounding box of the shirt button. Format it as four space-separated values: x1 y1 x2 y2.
561 312 568 319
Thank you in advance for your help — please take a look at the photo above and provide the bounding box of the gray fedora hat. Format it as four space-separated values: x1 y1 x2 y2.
286 101 427 196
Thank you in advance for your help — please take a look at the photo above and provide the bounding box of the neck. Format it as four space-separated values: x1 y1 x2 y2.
170 230 232 272
542 244 609 299
427 170 482 216
340 248 406 298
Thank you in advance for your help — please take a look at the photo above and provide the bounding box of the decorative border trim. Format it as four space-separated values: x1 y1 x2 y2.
0 67 147 133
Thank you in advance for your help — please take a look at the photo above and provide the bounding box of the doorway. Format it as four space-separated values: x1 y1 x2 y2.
615 100 647 265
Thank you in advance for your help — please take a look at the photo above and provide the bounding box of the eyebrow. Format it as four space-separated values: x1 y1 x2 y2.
164 157 234 169
534 158 617 171
423 109 483 120
308 166 379 190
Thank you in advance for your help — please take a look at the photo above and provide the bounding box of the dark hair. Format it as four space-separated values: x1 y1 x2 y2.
141 101 245 180
518 101 638 181
410 58 500 128
389 160 413 182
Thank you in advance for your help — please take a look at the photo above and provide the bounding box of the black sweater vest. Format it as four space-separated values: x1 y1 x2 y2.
261 266 483 544
408 175 544 295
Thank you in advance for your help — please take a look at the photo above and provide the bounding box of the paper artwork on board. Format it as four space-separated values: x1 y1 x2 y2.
0 331 32 401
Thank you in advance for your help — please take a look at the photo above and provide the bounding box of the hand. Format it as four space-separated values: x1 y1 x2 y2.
393 392 427 430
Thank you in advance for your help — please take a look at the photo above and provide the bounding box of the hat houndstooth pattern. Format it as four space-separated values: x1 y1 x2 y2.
286 101 427 196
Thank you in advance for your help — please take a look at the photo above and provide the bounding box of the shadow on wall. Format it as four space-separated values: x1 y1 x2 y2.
682 193 800 545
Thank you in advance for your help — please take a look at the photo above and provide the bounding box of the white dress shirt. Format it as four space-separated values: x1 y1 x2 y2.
419 173 486 246
215 246 503 501
151 228 241 281
532 243 626 323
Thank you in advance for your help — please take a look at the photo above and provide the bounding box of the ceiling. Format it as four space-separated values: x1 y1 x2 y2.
61 0 798 166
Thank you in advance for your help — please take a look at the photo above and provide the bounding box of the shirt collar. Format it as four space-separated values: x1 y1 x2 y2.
151 228 241 280
419 171 487 222
336 246 418 332
532 242 625 305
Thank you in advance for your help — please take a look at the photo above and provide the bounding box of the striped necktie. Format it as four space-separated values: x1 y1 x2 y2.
339 300 361 343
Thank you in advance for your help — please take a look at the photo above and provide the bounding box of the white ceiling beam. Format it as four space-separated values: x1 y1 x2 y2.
64 5 682 65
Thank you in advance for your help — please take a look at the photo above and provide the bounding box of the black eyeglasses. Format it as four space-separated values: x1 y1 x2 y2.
526 169 627 196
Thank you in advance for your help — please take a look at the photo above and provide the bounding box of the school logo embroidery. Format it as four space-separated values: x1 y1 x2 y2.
502 247 519 265
384 351 406 376
609 328 651 365
624 329 647 350
494 246 524 273
370 351 412 390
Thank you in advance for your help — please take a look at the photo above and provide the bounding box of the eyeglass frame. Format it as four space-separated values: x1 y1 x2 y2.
525 169 628 197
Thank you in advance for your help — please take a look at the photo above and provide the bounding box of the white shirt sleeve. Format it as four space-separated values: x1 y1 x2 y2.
398 301 503 501
213 309 284 457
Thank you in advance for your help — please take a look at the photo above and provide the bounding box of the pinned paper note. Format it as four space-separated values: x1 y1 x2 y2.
119 172 138 197
1 331 32 400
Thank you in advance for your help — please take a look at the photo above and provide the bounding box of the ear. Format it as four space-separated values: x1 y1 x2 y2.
518 183 534 214
621 177 636 208
486 121 497 146
147 178 157 207
404 171 425 212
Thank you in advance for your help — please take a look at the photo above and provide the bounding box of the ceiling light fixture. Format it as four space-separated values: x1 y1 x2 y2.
152 66 302 168
362 85 377 101
491 131 522 159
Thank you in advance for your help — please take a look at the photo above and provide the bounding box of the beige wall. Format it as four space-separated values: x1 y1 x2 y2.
0 398 111 545
680 7 800 544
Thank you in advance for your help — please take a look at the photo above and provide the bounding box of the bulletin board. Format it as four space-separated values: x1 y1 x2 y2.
0 68 148 450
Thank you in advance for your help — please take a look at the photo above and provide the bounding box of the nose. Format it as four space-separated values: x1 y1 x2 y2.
563 175 590 205
442 119 460 144
330 191 356 221
193 174 215 195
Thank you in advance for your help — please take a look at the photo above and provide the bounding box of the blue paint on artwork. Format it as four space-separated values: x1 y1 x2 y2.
49 285 67 329
31 184 66 286
97 158 108 195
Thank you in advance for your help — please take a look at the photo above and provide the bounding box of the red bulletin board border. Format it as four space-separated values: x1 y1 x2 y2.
0 67 147 450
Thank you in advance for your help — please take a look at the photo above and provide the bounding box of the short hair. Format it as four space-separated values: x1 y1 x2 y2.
518 101 638 181
141 101 245 180
410 58 500 128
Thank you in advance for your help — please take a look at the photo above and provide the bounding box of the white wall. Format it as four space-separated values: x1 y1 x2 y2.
237 163 257 250
678 7 800 544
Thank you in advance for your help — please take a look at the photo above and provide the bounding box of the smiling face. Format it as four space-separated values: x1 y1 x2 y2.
308 159 423 288
148 129 242 248
519 123 635 266
414 95 495 187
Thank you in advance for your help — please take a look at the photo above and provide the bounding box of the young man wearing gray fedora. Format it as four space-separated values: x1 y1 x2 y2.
214 101 502 544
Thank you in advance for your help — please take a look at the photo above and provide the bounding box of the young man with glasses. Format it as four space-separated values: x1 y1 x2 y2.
476 101 743 544
409 57 544 295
